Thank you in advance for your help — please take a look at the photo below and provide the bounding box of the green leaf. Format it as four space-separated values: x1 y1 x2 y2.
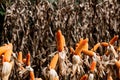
0 10 5 16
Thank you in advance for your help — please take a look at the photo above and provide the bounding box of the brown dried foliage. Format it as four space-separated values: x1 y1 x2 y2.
1 0 120 79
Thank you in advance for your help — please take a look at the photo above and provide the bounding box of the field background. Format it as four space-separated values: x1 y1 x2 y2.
0 0 120 79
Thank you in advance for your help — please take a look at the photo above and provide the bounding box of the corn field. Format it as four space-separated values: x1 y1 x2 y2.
0 0 120 80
